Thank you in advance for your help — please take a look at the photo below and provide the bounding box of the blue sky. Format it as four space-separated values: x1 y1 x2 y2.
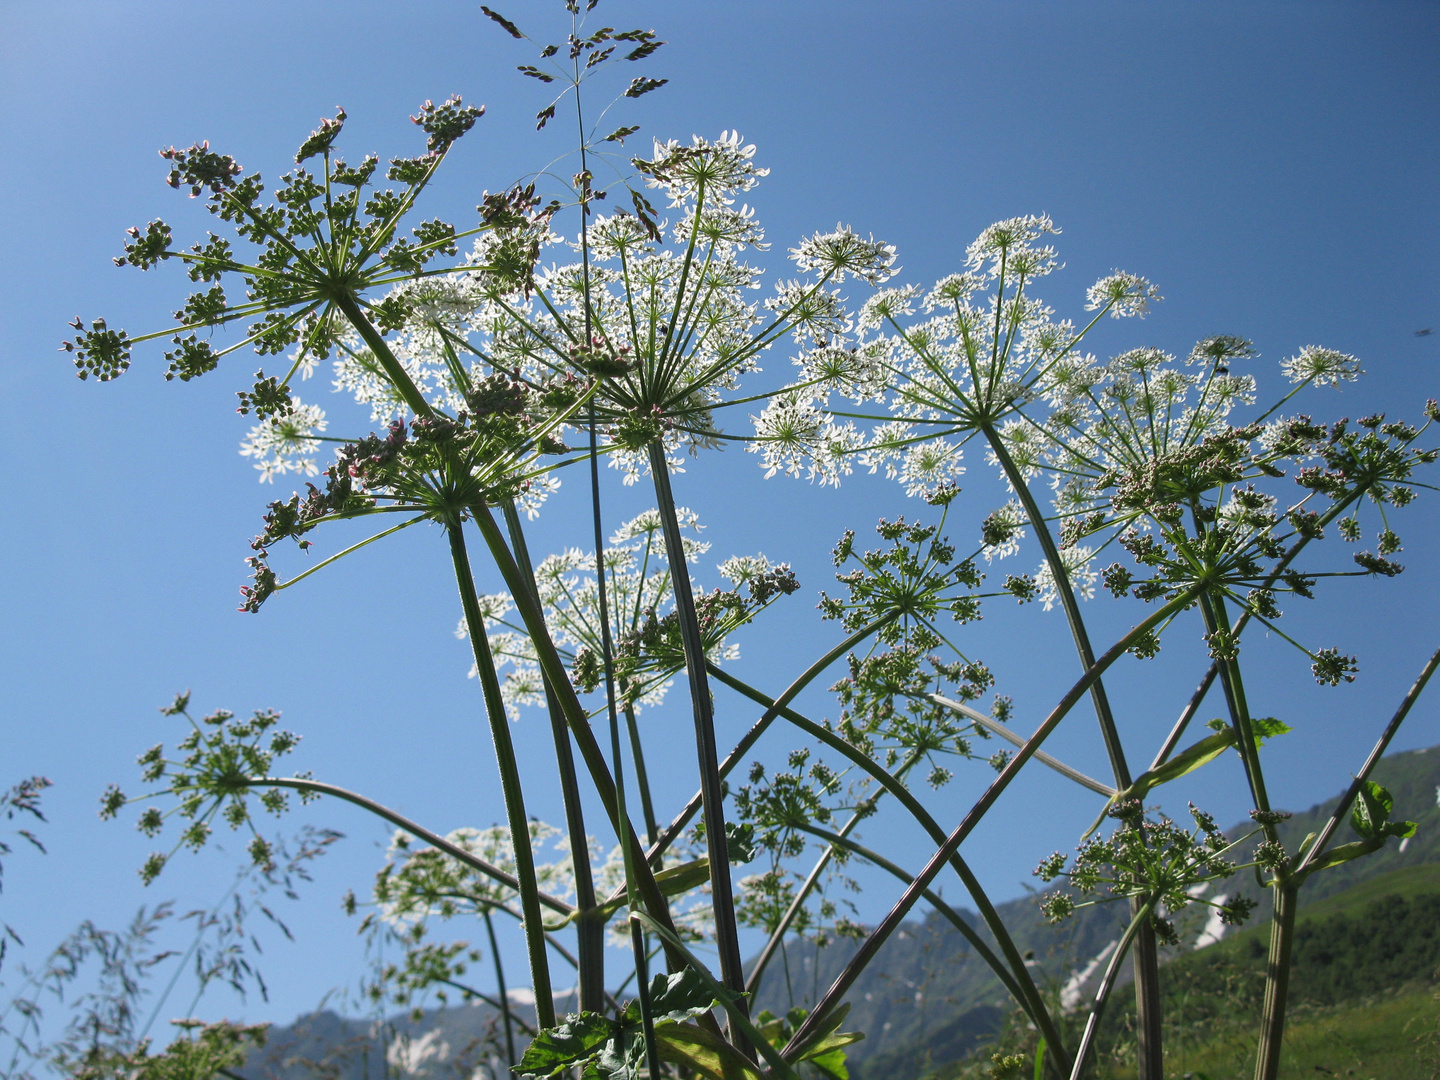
2 0 1437 1033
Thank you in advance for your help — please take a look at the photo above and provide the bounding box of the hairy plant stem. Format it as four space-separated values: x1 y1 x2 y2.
448 522 556 1028
240 778 574 915
780 588 1199 1062
982 424 1162 1080
1152 486 1376 772
501 501 604 1013
1248 644 1440 1080
624 703 660 847
707 664 1069 1074
1251 880 1297 1080
645 439 750 1035
1297 644 1440 872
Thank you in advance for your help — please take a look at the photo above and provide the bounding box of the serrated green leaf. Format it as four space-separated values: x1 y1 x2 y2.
1351 779 1395 839
1381 818 1418 839
516 1013 615 1078
1249 716 1292 741
649 968 719 1023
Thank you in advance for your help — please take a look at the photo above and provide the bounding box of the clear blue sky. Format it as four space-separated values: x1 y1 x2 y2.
2 0 1437 1032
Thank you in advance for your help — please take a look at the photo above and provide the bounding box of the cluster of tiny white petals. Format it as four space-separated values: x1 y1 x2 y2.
767 281 849 344
966 215 1059 274
1281 345 1363 386
1085 272 1161 318
750 395 829 479
789 225 898 284
644 131 769 208
1034 545 1098 611
922 273 985 312
239 398 328 482
857 285 921 332
716 554 772 586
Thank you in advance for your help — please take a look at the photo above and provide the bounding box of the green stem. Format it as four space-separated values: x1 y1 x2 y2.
624 703 660 846
331 292 432 418
466 499 690 972
240 776 572 915
787 820 1033 1011
744 754 923 1000
781 588 1199 1062
1251 882 1298 1080
448 522 555 1028
1297 643 1440 873
708 664 1069 1073
501 501 605 1014
484 909 517 1065
645 440 749 1031
633 613 899 884
1068 894 1160 1080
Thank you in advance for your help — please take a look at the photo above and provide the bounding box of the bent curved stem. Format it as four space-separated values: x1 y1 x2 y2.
241 777 573 916
780 588 1199 1063
927 694 1116 797
707 664 1068 1071
788 820 1032 1010
632 612 900 888
746 755 923 998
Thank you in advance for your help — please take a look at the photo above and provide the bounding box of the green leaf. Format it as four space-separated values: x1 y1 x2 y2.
1350 779 1395 839
1301 836 1384 876
516 1013 615 1078
1381 818 1418 839
655 1023 763 1080
806 1046 850 1080
1249 716 1292 743
648 968 719 1023
725 822 758 865
1086 730 1235 836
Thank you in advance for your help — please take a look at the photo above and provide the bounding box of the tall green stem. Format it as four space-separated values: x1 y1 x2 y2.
646 440 750 1035
624 703 660 847
447 522 555 1028
634 613 899 880
984 425 1163 1080
1251 882 1297 1080
501 501 605 1013
466 503 689 970
1067 895 1159 1080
